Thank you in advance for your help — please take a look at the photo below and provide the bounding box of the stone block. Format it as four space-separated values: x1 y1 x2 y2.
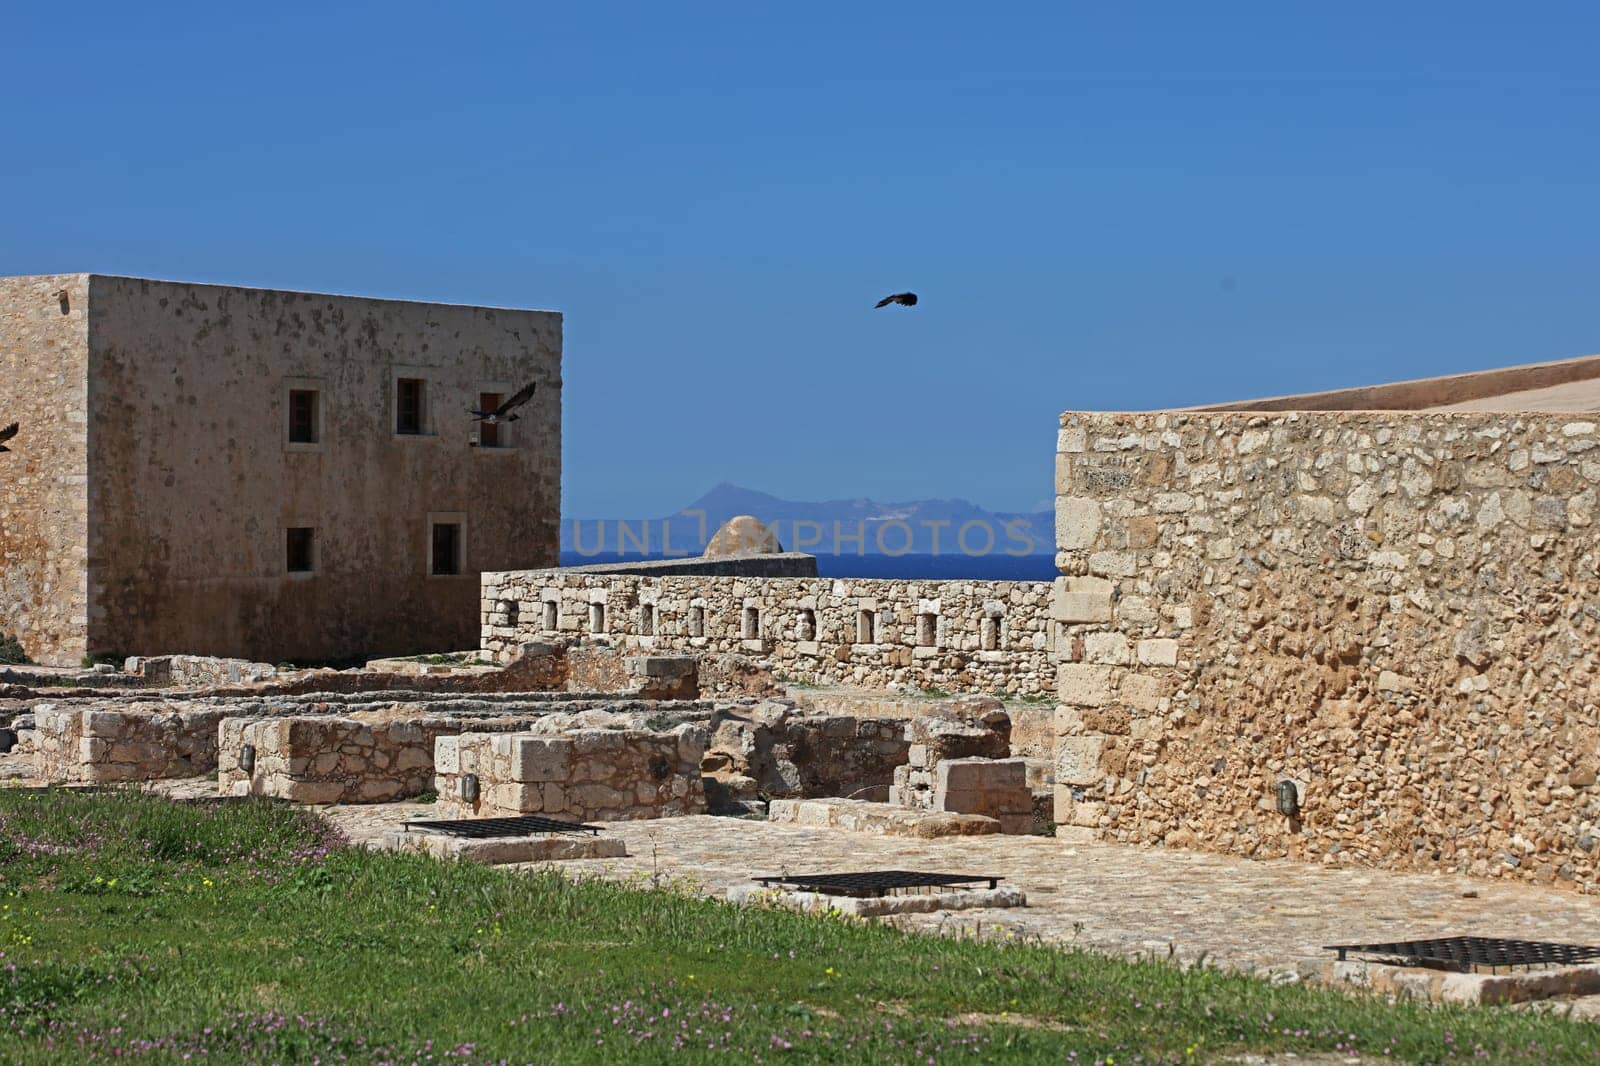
1056 497 1102 551
1136 639 1178 667
1057 664 1115 708
508 736 570 782
1056 736 1106 786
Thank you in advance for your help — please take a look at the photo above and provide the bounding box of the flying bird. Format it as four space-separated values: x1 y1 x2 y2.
468 381 537 424
875 292 918 309
0 422 16 453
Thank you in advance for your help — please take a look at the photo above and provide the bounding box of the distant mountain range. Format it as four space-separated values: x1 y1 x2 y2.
563 483 1054 560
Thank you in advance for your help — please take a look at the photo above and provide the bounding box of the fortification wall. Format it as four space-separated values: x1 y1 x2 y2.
1053 409 1600 887
481 572 1055 696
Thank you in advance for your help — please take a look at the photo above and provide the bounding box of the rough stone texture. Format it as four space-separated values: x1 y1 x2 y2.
935 757 1036 834
704 515 782 556
889 700 1011 810
218 713 550 804
702 699 909 805
482 572 1054 696
33 703 227 783
0 274 90 665
1054 408 1600 888
767 797 1002 837
797 688 1053 760
3 273 563 665
126 655 278 687
434 727 707 821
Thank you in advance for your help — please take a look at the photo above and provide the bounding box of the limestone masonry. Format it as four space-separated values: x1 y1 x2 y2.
0 274 562 665
1052 397 1600 887
481 572 1055 696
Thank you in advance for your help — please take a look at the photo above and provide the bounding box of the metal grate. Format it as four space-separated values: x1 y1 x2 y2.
754 871 1001 898
1325 936 1600 973
404 815 602 838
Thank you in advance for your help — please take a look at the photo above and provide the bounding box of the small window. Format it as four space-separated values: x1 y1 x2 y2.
688 605 705 637
288 389 319 444
497 598 519 626
640 603 656 636
430 522 462 575
856 609 875 644
589 603 606 634
742 606 760 639
478 392 503 448
542 600 558 631
981 616 1002 651
797 608 816 641
286 528 315 574
916 612 938 647
397 378 426 435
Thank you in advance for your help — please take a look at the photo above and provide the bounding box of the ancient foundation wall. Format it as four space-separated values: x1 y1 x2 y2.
33 704 227 783
435 727 706 821
482 573 1055 696
218 713 551 804
1054 409 1600 887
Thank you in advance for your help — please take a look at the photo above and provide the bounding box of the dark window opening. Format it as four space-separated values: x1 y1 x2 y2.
982 616 1002 651
917 612 938 647
856 609 875 644
397 378 426 435
742 606 760 639
288 390 319 443
640 603 656 636
478 392 502 447
286 528 315 574
798 608 816 641
431 522 462 575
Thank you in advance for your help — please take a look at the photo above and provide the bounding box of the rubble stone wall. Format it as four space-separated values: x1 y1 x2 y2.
435 727 706 821
1054 409 1600 887
482 572 1054 696
34 704 227 783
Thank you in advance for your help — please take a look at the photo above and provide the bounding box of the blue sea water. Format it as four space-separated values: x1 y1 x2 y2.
558 552 1057 582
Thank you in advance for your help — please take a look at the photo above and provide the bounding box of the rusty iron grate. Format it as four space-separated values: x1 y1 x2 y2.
1325 936 1600 973
753 871 1001 898
404 815 603 838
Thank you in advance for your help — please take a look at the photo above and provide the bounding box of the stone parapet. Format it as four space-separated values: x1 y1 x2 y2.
33 704 227 783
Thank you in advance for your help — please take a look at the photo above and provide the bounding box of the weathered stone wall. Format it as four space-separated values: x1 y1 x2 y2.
82 275 562 662
1054 409 1600 887
482 572 1055 696
126 655 279 687
34 703 227 783
0 275 90 665
218 713 549 804
435 727 706 821
703 701 910 805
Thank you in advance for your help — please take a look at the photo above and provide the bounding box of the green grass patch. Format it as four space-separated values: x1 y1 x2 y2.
0 632 32 666
0 789 1595 1063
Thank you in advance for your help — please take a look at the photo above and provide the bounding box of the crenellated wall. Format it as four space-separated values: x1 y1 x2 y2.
1053 409 1600 887
480 571 1056 696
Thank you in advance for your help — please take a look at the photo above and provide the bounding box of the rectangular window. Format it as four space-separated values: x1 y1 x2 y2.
640 603 656 636
286 528 315 574
542 600 558 631
478 392 502 448
396 378 426 435
430 522 462 575
288 389 319 444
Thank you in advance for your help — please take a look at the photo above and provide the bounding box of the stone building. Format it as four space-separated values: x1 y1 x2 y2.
1052 352 1600 887
0 274 561 665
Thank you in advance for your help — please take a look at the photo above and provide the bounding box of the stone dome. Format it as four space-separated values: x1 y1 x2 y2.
703 515 783 557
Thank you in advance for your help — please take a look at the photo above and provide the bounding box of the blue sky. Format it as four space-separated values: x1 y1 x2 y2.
4 3 1597 516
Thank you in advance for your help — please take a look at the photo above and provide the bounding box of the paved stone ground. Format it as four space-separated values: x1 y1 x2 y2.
323 804 1600 984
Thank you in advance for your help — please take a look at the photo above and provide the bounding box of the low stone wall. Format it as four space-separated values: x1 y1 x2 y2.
703 701 909 806
125 655 278 687
889 701 1011 810
1054 408 1600 887
435 727 706 821
797 689 1053 760
481 572 1055 696
218 713 553 804
34 704 227 783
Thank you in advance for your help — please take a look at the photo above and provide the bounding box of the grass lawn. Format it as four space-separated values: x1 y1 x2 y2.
0 790 1596 1064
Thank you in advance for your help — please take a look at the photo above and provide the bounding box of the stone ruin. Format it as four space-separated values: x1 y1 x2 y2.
1 639 1052 861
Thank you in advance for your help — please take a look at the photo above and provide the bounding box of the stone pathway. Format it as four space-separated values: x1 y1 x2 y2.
325 804 1600 983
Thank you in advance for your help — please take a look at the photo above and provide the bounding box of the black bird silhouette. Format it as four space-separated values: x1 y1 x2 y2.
0 422 16 453
468 381 537 424
875 292 918 308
